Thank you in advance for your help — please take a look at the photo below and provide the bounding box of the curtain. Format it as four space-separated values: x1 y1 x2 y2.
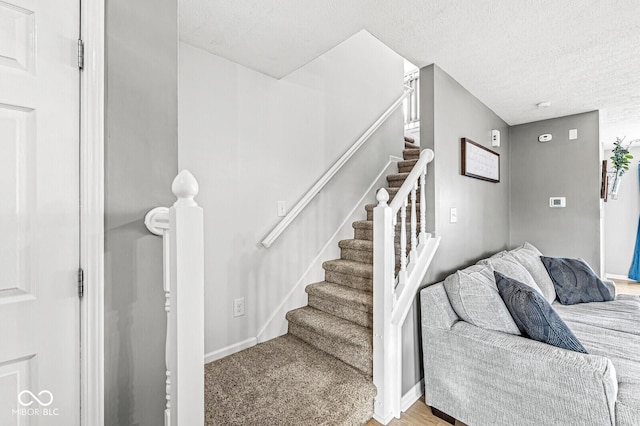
628 164 640 281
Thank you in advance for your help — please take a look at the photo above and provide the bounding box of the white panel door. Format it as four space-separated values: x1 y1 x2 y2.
0 0 80 424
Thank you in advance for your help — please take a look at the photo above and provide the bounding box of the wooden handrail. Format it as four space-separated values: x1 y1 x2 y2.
261 86 414 248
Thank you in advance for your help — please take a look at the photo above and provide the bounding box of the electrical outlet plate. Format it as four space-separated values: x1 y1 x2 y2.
549 197 566 208
233 298 245 317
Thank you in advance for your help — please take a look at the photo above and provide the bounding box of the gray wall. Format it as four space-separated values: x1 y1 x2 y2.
604 147 640 276
104 1 178 425
408 64 511 390
509 112 602 273
421 64 511 282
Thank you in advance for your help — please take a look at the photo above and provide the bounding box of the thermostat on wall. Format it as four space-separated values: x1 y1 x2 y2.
549 197 566 208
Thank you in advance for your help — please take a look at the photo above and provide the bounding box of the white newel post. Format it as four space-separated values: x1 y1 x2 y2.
169 170 204 426
373 188 401 423
144 170 204 426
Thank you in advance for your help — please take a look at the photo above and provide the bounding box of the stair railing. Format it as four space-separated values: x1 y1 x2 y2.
372 149 440 423
403 71 420 130
144 170 205 426
261 85 414 248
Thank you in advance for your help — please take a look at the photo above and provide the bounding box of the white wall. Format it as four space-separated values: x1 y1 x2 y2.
178 30 404 358
604 147 640 278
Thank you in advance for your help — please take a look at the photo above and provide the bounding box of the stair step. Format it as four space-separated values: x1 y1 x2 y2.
287 307 372 376
353 220 419 241
324 270 372 292
323 259 372 279
306 282 373 328
339 239 374 264
398 158 418 173
387 172 425 188
403 148 420 160
365 203 421 221
404 141 419 149
404 135 416 143
387 186 424 202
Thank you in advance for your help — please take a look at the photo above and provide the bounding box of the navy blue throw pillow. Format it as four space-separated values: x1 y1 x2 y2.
540 257 614 305
494 272 588 354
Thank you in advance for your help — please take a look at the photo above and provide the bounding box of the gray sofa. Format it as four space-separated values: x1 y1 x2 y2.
420 243 640 426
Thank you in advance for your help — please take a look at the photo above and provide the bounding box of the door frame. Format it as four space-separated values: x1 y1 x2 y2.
80 0 105 424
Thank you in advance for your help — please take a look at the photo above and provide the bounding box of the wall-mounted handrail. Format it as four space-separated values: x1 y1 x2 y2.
261 85 414 248
144 170 204 426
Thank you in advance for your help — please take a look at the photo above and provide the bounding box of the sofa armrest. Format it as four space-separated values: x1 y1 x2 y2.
603 279 617 298
422 321 618 426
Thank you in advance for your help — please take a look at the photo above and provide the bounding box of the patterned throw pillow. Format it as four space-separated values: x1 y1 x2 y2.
540 257 615 305
495 272 588 353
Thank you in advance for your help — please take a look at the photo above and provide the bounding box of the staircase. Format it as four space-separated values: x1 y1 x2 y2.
285 136 424 417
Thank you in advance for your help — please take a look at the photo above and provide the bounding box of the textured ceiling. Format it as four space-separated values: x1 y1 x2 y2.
179 0 640 147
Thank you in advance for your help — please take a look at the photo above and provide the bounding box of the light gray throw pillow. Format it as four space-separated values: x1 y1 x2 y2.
507 242 557 303
443 264 521 335
478 254 543 296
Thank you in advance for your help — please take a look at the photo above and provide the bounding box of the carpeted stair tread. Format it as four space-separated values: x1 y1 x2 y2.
306 284 373 328
205 334 376 426
286 307 371 348
323 259 373 279
365 203 421 221
386 186 424 202
398 159 418 168
338 239 374 251
404 135 415 143
387 172 410 182
306 282 373 312
287 307 373 375
352 220 418 230
404 141 419 149
403 148 420 160
324 270 372 292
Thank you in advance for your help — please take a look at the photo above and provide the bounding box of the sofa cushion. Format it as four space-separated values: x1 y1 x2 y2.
507 242 557 303
443 265 521 335
541 257 615 305
553 294 640 336
495 272 587 353
478 255 543 295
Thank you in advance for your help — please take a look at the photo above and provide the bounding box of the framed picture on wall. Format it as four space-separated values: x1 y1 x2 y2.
461 138 500 183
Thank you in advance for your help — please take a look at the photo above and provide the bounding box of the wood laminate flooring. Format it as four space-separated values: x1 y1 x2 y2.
365 398 466 426
615 278 640 295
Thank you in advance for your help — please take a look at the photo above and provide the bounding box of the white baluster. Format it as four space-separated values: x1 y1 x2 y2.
398 197 408 287
410 181 417 263
163 230 171 426
419 165 427 246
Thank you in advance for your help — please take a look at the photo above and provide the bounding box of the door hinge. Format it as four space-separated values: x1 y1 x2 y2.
77 39 84 70
78 268 84 299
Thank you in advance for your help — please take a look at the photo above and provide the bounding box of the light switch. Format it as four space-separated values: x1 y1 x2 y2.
450 207 458 223
569 129 578 140
277 201 287 217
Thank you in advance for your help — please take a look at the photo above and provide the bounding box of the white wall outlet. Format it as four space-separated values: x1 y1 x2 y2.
491 129 500 147
277 201 287 217
233 297 245 317
450 207 458 223
549 197 566 208
569 129 578 140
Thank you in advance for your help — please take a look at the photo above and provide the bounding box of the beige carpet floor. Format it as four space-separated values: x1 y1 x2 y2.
205 334 376 426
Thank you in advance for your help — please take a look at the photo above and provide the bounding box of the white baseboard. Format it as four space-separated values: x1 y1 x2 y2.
606 273 632 281
204 337 257 364
255 158 400 343
401 379 425 412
